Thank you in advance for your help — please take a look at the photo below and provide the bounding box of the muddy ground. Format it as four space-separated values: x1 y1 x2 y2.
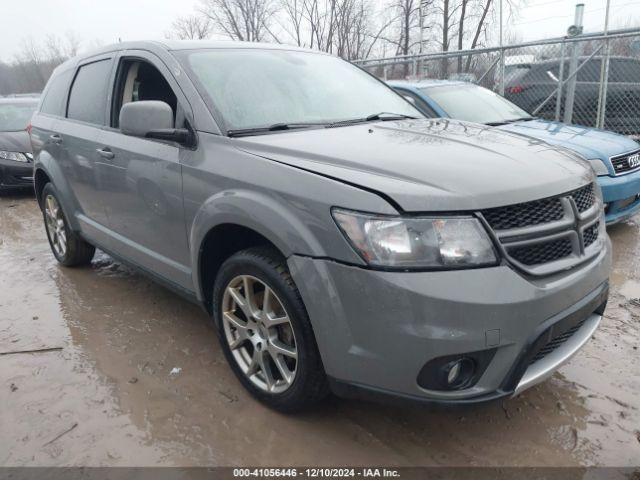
0 194 638 467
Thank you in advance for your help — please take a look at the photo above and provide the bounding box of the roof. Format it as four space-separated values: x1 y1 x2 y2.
51 39 331 75
387 79 469 89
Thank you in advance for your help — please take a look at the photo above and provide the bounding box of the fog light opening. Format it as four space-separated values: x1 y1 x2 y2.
443 358 476 389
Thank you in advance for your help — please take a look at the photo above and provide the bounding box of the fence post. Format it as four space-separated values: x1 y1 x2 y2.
498 48 505 95
564 42 579 124
596 0 612 129
555 42 566 121
564 4 585 124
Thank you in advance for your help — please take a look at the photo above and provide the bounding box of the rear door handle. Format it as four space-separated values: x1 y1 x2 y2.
96 147 115 160
50 134 62 145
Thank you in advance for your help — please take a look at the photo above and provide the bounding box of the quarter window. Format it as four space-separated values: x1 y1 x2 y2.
67 59 112 125
40 69 73 117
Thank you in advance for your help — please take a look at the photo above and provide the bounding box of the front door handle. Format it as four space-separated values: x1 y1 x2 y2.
96 147 115 160
50 134 62 145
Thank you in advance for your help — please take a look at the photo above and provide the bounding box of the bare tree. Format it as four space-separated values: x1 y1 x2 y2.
200 0 276 41
456 0 468 72
278 0 306 46
2 33 82 95
171 15 212 39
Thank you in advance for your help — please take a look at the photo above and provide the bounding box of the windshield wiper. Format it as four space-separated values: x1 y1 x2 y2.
227 122 325 137
506 116 536 123
485 116 536 127
327 112 418 127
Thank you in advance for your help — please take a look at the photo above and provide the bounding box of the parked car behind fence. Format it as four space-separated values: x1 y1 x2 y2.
504 56 640 137
389 80 640 225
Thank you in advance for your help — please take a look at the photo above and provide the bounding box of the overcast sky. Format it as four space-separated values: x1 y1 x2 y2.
1 0 638 61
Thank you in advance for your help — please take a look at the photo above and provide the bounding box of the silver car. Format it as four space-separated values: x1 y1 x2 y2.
30 41 611 411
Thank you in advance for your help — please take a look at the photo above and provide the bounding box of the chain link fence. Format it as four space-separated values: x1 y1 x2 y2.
356 28 640 138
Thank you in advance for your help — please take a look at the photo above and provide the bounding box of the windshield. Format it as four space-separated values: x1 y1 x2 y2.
180 49 420 132
0 102 37 131
420 84 532 124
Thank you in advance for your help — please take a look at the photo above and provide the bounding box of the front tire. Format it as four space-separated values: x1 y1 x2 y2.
213 246 329 412
42 183 95 267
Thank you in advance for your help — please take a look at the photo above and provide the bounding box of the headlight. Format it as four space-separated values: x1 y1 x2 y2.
588 159 609 176
0 151 29 163
332 209 498 269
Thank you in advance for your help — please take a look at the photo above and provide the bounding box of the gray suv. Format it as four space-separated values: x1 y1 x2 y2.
30 41 611 411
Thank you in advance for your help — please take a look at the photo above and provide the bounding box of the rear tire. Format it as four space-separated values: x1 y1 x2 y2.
42 183 95 267
213 246 329 412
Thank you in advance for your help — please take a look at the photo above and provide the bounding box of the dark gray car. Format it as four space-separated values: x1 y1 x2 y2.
30 41 611 411
0 97 38 192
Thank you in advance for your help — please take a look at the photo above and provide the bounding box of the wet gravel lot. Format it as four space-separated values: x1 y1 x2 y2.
1 194 639 467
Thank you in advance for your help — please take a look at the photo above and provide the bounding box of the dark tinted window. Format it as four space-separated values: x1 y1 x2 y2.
67 59 112 125
40 69 73 116
576 60 601 82
609 59 640 82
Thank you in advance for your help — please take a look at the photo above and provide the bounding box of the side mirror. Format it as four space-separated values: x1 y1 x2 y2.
120 101 192 145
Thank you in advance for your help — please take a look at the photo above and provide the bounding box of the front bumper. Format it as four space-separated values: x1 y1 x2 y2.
288 238 611 405
0 158 34 192
599 169 640 224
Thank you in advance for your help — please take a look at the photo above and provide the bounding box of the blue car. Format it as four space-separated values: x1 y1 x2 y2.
389 80 640 224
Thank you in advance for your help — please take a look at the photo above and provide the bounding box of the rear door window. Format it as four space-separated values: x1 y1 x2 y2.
67 59 113 125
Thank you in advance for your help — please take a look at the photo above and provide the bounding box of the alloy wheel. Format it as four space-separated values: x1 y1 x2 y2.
222 275 298 394
44 194 67 258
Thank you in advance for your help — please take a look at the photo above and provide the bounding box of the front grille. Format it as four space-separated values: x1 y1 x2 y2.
611 149 640 175
529 316 588 365
481 183 600 272
508 238 573 266
570 183 595 212
583 222 599 248
482 197 564 230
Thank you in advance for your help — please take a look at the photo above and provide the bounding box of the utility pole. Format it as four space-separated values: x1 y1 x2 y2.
596 0 612 129
498 0 504 95
563 3 584 124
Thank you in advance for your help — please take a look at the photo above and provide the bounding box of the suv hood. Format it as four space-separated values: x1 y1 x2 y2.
0 130 32 154
235 118 594 212
497 119 640 163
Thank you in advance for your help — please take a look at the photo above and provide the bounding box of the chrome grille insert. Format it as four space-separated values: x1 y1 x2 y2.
610 148 640 176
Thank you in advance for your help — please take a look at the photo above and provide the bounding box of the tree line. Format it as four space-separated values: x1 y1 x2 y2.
172 0 513 62
0 0 514 95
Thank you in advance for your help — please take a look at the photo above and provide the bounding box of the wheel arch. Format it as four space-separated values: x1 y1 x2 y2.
33 155 82 231
191 189 327 312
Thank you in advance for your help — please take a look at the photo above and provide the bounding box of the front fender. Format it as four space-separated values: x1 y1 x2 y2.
189 188 341 302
